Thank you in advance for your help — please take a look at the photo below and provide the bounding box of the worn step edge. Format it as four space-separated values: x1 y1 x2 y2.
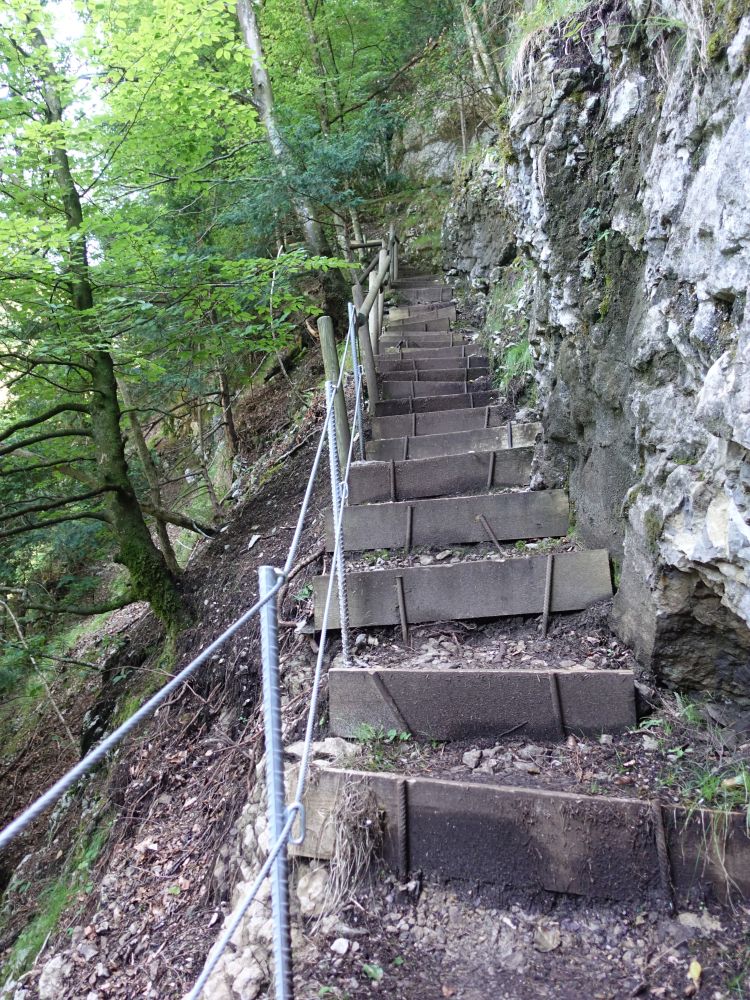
313 549 613 629
347 448 533 505
379 367 490 383
376 356 487 373
387 305 457 322
372 404 506 440
328 667 635 740
373 391 498 418
384 318 451 332
367 422 540 462
291 767 750 904
395 287 454 302
324 489 568 551
378 345 482 360
382 379 490 400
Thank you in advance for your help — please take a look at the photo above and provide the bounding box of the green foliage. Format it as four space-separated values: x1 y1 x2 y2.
497 339 534 387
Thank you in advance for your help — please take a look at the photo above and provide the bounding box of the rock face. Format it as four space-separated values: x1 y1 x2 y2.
443 5 750 698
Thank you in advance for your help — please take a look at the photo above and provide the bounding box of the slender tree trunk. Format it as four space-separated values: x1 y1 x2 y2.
195 405 223 519
37 32 188 635
119 381 181 575
461 0 503 99
217 368 240 463
236 0 330 256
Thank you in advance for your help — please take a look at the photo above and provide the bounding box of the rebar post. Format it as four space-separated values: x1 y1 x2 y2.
325 382 352 666
258 565 294 1000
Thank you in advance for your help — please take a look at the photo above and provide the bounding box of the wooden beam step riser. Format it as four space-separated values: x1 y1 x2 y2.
382 380 488 400
367 423 540 462
373 405 506 439
313 550 613 629
377 357 487 373
380 336 464 349
384 319 451 333
325 491 568 552
396 287 454 304
373 391 498 417
329 669 635 740
392 275 445 286
347 448 533 505
378 346 482 360
388 305 457 322
379 368 490 382
293 769 750 904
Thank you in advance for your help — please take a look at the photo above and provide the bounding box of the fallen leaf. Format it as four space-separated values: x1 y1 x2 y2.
687 960 701 986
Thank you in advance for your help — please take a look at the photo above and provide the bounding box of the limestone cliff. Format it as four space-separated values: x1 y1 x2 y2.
443 3 750 698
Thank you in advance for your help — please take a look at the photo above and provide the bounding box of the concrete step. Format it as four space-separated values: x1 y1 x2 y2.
379 367 490 383
378 344 482 360
348 448 533 505
376 356 487 374
373 391 498 417
382 378 490 400
387 304 457 323
313 549 613 629
328 667 636 740
384 318 451 333
324 490 568 552
293 767 750 904
372 404 506 440
367 422 540 462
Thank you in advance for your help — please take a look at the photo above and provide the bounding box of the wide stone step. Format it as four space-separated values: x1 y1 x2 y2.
376 355 487 373
372 404 506 440
293 768 750 904
388 304 457 323
325 490 568 552
313 549 613 629
328 667 635 740
382 378 489 400
396 286 454 304
348 448 533 504
373 391 498 417
384 318 451 333
379 366 489 383
378 344 482 360
367 422 540 462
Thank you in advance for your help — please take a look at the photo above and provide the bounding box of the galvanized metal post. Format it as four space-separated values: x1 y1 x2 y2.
325 382 352 666
348 303 366 461
258 565 293 1000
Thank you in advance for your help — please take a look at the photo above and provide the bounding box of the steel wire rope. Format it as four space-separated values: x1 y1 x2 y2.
0 332 354 855
185 369 362 998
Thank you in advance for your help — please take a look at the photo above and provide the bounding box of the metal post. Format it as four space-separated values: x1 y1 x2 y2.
258 565 293 1000
368 270 379 357
325 382 351 666
348 304 366 461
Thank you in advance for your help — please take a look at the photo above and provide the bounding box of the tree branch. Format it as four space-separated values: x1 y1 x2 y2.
0 488 114 525
13 594 138 616
0 403 90 444
139 502 218 537
0 428 93 457
0 511 112 540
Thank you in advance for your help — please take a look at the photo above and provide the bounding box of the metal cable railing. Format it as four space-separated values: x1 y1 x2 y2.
0 228 397 1000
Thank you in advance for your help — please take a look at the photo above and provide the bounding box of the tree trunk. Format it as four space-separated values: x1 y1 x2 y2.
37 32 189 635
217 368 240 463
119 381 181 576
236 0 330 256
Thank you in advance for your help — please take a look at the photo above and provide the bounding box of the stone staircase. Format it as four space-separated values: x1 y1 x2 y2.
302 268 750 906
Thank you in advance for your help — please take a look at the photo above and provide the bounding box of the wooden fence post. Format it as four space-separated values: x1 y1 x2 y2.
368 269 380 357
352 283 379 412
318 315 351 469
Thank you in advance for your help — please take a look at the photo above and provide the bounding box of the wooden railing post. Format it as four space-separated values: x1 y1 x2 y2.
389 222 398 283
377 238 387 336
352 283 379 411
368 269 380 357
318 315 351 469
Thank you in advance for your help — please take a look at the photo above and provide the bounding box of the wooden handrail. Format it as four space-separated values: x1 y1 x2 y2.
357 251 390 324
357 250 380 286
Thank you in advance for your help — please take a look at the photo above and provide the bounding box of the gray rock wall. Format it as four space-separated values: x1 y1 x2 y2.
443 6 750 698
